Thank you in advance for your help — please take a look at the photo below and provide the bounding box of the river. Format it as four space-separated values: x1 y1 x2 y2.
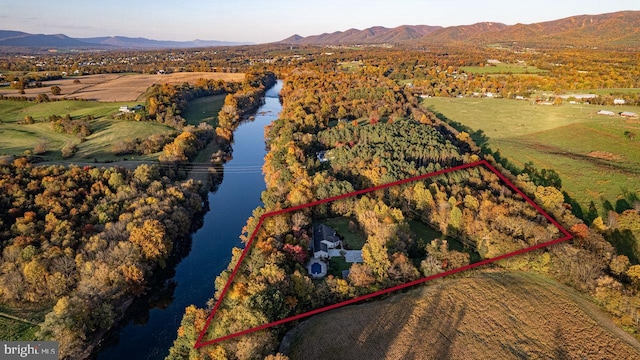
96 81 282 360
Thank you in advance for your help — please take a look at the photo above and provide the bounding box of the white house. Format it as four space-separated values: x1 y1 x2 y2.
597 110 615 116
307 223 363 279
310 224 341 259
614 98 626 105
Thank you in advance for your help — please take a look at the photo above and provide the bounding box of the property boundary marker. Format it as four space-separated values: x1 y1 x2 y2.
195 159 573 348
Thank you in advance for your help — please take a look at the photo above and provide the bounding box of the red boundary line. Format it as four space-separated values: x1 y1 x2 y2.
194 159 573 348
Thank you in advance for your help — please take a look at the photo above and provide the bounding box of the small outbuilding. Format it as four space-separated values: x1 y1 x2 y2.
597 110 615 116
614 98 626 105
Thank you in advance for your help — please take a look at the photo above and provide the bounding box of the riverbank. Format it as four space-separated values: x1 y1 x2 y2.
96 80 282 360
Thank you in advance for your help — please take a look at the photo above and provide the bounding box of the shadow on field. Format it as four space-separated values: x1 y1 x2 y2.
334 287 467 359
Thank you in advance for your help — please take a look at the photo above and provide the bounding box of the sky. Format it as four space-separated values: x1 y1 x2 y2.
2 0 639 43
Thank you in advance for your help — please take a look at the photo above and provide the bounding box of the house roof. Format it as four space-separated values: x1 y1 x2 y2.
597 110 615 115
312 223 339 254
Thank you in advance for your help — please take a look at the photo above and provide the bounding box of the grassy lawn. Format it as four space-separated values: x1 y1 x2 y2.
409 220 442 247
181 94 226 126
460 63 548 75
75 120 175 161
422 97 640 215
579 88 640 95
319 217 366 250
0 95 224 162
0 99 175 161
0 304 47 341
0 317 39 340
328 256 351 278
339 61 363 73
0 99 138 121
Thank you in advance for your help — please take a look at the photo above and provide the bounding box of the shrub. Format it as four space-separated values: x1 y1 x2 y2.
36 93 50 103
61 143 77 158
33 140 47 155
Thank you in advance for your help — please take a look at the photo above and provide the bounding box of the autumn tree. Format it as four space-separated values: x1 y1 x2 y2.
129 220 171 266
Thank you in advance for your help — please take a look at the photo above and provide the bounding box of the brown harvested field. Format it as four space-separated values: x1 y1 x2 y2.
283 271 640 360
0 72 244 102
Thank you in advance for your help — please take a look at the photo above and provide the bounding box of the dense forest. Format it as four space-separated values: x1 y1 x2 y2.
0 161 206 356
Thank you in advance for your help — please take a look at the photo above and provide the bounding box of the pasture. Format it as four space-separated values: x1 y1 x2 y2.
0 305 45 341
460 63 548 75
421 97 640 214
0 317 38 340
0 72 244 102
0 99 175 161
182 94 226 126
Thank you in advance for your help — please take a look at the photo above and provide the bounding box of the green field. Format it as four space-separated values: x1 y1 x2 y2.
0 305 46 341
339 61 363 73
579 88 640 95
0 317 38 340
409 220 442 246
460 63 548 75
318 217 367 250
422 97 640 215
0 99 175 161
182 94 225 126
328 256 351 278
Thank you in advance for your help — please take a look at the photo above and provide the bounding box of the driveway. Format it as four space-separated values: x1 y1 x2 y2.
327 249 363 263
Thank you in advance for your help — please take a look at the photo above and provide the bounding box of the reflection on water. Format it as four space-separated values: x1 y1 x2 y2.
96 81 282 360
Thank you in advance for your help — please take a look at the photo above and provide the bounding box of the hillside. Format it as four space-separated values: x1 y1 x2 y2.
0 31 92 47
283 271 640 359
77 36 250 48
421 11 640 46
279 25 442 45
0 31 251 50
279 10 640 47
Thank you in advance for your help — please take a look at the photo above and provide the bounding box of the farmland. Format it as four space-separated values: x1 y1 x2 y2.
460 63 548 75
0 99 175 161
0 72 244 102
421 97 640 214
0 72 240 161
182 94 226 126
0 317 38 341
284 270 640 359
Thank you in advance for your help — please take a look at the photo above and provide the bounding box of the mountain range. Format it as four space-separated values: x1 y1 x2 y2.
0 31 251 49
1 11 638 50
279 11 640 47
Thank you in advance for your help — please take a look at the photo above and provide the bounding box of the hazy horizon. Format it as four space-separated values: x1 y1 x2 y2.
2 0 639 43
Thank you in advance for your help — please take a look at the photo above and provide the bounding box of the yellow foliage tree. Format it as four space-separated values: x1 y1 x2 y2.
129 219 171 266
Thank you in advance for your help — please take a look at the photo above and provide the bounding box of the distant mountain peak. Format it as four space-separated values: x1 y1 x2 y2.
278 25 442 45
0 31 252 49
278 10 640 47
